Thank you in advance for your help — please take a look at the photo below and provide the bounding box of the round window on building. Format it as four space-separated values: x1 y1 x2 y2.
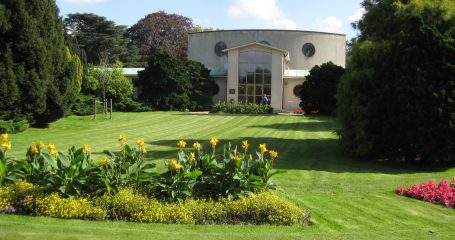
293 84 303 97
259 40 270 45
302 43 316 57
214 41 227 57
212 83 220 95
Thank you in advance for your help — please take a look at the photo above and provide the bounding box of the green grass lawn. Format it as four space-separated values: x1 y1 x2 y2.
1 112 455 240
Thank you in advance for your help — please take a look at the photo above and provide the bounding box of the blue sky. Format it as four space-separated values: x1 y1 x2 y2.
56 0 365 40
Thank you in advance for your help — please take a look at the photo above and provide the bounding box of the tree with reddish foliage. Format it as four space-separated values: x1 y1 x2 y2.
127 11 193 61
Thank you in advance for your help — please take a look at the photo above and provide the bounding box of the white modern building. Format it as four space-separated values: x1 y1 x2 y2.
188 29 346 111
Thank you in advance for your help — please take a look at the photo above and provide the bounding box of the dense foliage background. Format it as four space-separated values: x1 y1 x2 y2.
337 0 455 163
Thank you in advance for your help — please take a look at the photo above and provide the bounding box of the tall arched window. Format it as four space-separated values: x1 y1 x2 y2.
238 51 272 104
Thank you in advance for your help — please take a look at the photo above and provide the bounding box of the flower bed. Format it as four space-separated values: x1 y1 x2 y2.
0 133 310 225
0 183 310 225
395 178 455 208
212 102 273 114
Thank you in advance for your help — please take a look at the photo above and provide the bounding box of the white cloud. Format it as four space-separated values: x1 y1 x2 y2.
348 8 365 22
227 0 298 30
63 0 106 4
315 17 343 33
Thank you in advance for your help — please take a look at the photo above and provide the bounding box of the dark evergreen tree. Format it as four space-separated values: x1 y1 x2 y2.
299 62 344 115
137 52 191 110
337 0 455 163
185 60 217 110
0 0 79 126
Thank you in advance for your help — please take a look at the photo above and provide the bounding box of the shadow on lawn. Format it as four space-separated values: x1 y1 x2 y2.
147 137 452 174
249 122 336 132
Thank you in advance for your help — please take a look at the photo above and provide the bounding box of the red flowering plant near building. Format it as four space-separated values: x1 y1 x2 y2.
395 177 455 208
292 109 305 115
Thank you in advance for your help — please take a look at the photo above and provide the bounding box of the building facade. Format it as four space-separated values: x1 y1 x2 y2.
187 30 346 111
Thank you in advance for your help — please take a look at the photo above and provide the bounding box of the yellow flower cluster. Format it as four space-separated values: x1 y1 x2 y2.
30 143 39 155
210 138 219 148
167 159 182 171
118 133 126 149
1 185 308 225
47 144 57 157
193 141 201 150
82 144 91 154
2 142 11 151
136 140 145 147
0 187 12 210
177 140 187 150
259 143 267 154
189 152 196 161
269 150 278 159
35 193 106 220
242 140 249 150
136 140 147 156
0 133 7 143
100 156 109 165
225 192 309 225
1 133 11 152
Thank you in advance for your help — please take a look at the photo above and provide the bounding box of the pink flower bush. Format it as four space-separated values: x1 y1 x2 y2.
396 178 455 208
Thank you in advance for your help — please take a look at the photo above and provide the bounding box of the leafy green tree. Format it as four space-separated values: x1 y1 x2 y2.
299 62 344 115
64 13 141 66
337 0 455 163
106 60 133 102
83 61 133 103
0 0 79 126
127 11 193 61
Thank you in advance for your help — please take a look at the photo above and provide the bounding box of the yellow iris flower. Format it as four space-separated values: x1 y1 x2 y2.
100 156 109 165
136 140 145 147
83 144 91 153
167 159 182 171
118 134 126 142
189 152 196 161
30 145 39 155
193 141 201 150
259 143 267 154
210 138 219 148
242 140 249 150
269 150 278 159
2 142 11 151
0 133 8 143
177 140 187 150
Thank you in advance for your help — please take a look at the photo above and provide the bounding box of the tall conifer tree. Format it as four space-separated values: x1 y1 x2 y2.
0 0 78 126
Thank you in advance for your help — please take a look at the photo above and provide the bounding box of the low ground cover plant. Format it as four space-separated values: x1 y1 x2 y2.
212 102 273 114
0 133 309 225
396 178 455 208
0 184 310 225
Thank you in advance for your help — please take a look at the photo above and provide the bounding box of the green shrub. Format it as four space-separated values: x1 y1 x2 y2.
113 98 152 112
70 94 101 116
212 102 273 114
0 119 29 134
